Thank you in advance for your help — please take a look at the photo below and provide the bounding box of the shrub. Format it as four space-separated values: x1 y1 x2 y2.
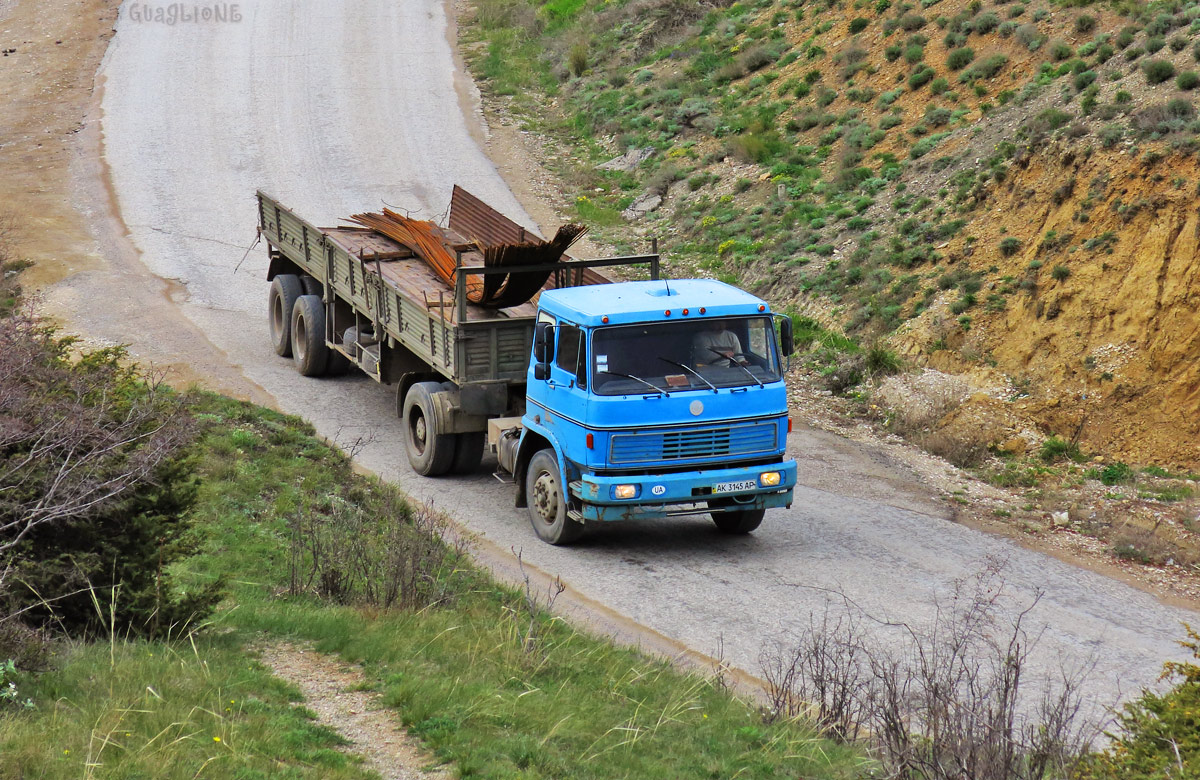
1145 35 1166 54
960 54 1008 82
1116 27 1137 49
908 66 936 89
1015 23 1043 50
1051 264 1070 281
1099 124 1124 148
1049 40 1074 61
849 17 870 33
905 43 926 63
1075 14 1097 33
1096 43 1115 63
885 43 903 61
0 310 215 639
930 76 950 94
900 13 927 30
1074 70 1097 90
1099 461 1134 485
1178 70 1200 90
999 236 1022 256
1080 626 1200 779
925 106 952 125
973 11 1000 34
947 46 975 69
1040 435 1081 462
568 42 588 76
1143 58 1176 83
998 21 1017 37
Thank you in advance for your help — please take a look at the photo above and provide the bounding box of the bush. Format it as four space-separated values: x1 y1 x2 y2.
973 11 1000 34
999 236 1022 256
568 42 588 77
900 13 927 30
905 43 926 63
947 46 975 69
1051 264 1070 281
0 310 215 638
1040 435 1081 462
930 76 950 94
1049 40 1074 61
960 53 1008 81
1178 70 1200 90
908 66 936 89
1075 14 1097 33
885 43 903 61
1099 124 1124 148
1145 35 1166 54
849 17 869 33
1144 58 1177 84
1079 626 1200 780
1074 69 1097 90
1015 23 1043 50
1099 461 1134 485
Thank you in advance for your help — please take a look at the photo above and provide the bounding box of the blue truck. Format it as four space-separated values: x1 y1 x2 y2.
257 188 797 544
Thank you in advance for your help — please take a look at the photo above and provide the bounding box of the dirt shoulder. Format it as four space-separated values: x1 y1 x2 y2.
0 0 272 404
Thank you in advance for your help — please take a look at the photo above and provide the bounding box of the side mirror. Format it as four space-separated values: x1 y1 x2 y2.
533 321 556 364
779 316 795 356
533 362 550 381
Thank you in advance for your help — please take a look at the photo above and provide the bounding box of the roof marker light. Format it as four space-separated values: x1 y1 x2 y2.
758 304 766 312
602 316 609 323
665 309 671 316
699 307 706 314
682 308 689 316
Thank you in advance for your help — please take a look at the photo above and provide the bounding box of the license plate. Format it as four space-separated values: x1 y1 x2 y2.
713 479 757 494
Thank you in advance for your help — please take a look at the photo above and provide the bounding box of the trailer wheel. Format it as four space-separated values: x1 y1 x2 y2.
268 274 303 357
290 294 329 377
300 275 322 297
525 449 583 545
403 381 455 476
711 507 765 535
451 431 485 474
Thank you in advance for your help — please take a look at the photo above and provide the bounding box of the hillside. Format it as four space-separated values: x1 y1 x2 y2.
463 0 1200 469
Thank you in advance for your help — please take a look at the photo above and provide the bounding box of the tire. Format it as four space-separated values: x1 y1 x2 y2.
268 274 303 357
711 507 765 535
403 381 455 476
451 431 485 474
525 449 584 545
290 294 329 377
300 275 322 297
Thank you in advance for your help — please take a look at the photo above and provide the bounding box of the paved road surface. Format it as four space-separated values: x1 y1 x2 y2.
86 0 1192 717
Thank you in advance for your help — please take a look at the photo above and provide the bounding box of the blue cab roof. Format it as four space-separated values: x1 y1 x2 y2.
538 279 770 327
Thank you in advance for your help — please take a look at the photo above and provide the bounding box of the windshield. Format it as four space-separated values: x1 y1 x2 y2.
592 316 782 395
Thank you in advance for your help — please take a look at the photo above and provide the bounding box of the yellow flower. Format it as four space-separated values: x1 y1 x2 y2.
213 736 221 743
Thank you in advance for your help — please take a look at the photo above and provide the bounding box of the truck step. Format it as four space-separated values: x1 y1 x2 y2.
492 471 515 484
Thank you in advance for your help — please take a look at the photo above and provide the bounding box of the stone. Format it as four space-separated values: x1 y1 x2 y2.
621 192 662 221
598 147 654 173
1000 436 1027 456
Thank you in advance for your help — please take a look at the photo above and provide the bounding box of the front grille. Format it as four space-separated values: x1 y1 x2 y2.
609 421 777 464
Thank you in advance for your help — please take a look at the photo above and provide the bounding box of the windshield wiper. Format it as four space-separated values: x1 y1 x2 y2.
704 348 764 388
657 356 718 392
599 371 670 396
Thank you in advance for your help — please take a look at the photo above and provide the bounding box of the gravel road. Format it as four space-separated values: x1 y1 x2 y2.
88 0 1194 718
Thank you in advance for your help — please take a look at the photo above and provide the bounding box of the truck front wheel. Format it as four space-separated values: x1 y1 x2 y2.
525 449 583 545
403 381 455 476
711 507 765 535
268 274 303 357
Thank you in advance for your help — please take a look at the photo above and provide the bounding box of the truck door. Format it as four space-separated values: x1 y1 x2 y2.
532 317 590 467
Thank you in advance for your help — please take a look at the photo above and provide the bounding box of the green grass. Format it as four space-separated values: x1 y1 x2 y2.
1 393 865 779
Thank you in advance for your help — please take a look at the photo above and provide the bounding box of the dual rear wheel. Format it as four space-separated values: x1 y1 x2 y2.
269 274 350 377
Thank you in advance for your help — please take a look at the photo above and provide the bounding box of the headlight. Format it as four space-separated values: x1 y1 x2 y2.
613 484 639 500
759 471 782 487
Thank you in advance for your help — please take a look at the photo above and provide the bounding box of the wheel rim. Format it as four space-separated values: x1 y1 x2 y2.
409 410 428 455
294 315 307 361
531 469 559 524
272 294 284 336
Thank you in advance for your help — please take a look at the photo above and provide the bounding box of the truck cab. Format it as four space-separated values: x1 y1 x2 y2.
512 279 797 544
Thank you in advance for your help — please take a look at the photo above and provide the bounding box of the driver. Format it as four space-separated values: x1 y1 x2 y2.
692 320 748 367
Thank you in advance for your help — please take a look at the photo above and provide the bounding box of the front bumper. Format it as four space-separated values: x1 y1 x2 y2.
572 460 796 522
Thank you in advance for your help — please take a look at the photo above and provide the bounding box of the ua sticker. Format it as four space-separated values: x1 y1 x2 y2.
689 400 704 416
651 485 666 496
